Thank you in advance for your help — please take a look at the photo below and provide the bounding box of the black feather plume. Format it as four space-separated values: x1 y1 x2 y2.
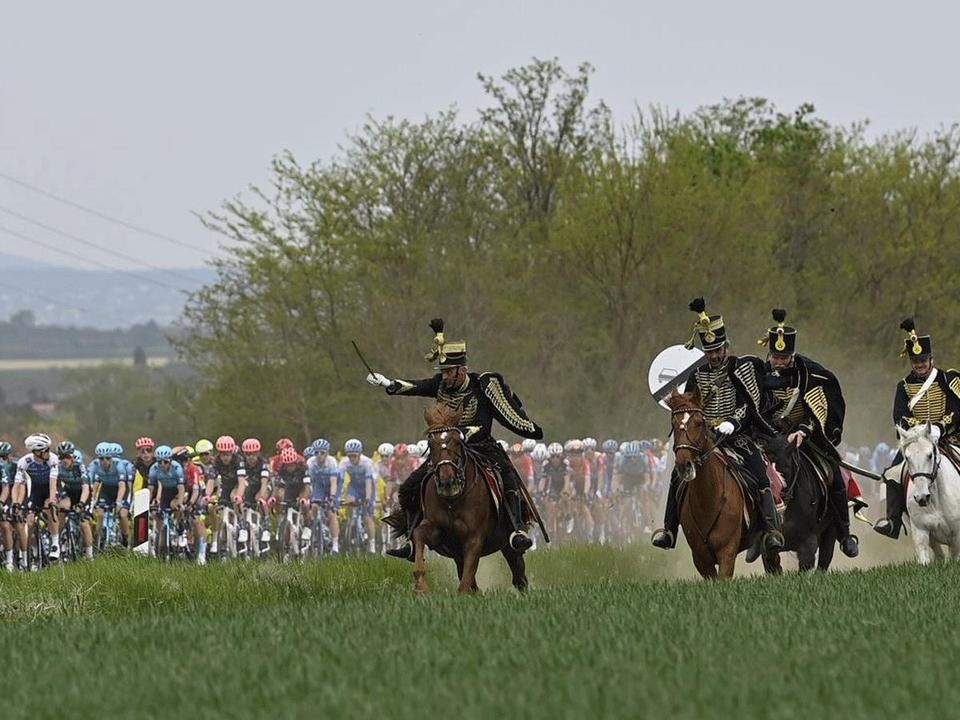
429 318 444 334
772 308 787 324
689 297 706 314
899 317 915 333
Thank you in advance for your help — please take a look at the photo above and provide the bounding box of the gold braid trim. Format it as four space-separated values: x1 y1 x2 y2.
393 380 416 394
484 377 536 434
803 386 828 432
950 376 960 401
734 362 761 409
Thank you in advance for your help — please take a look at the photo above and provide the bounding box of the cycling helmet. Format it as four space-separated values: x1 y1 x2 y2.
303 445 317 458
241 438 261 454
619 442 628 454
378 442 395 458
73 449 84 465
95 442 111 458
155 445 173 460
276 438 294 451
135 436 155 450
56 441 76 457
532 444 549 462
521 438 537 453
547 442 564 457
312 438 331 454
639 440 652 450
582 437 597 451
195 438 214 455
417 439 429 455
0 441 12 456
24 433 52 452
171 445 192 462
602 439 618 453
279 447 299 464
623 440 643 457
344 438 363 455
564 439 583 453
394 442 408 456
108 442 123 457
509 443 523 455
216 435 237 453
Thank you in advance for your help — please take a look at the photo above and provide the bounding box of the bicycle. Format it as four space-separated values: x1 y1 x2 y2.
96 505 124 553
216 505 240 561
341 498 369 554
276 503 305 563
58 507 86 562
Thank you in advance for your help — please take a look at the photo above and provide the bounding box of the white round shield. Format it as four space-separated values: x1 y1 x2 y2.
647 344 706 410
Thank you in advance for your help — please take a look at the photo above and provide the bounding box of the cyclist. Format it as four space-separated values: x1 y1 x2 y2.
148 445 186 556
89 441 131 547
269 437 296 476
209 436 246 554
339 438 377 553
15 433 61 563
55 441 93 559
376 442 394 510
240 438 270 510
307 438 342 554
133 437 156 493
275 447 310 555
172 445 207 565
389 443 417 511
0 441 18 570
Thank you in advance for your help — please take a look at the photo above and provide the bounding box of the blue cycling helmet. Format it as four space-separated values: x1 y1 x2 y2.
112 442 124 456
155 445 173 460
623 441 643 457
344 438 363 454
303 445 317 458
312 438 331 454
95 442 111 458
602 439 618 453
73 449 85 465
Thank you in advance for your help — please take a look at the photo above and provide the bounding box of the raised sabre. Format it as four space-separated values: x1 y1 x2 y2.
351 339 378 377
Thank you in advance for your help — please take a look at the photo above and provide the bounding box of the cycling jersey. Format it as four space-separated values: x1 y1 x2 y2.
213 453 247 498
600 452 620 496
540 458 569 495
58 461 89 505
567 454 591 495
307 454 341 506
242 456 270 505
390 456 417 484
149 461 185 509
339 455 376 508
16 454 59 508
276 461 309 505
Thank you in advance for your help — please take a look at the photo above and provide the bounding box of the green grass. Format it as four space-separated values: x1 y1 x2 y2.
0 546 956 720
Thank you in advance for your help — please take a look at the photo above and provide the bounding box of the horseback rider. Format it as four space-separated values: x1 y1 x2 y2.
758 308 859 558
874 318 960 538
651 298 784 554
365 318 544 558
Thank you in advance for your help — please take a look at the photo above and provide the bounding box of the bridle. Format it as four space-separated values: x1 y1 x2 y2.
909 439 941 484
672 407 711 466
425 426 467 497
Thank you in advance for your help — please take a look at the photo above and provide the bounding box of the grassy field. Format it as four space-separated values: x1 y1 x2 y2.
0 544 956 720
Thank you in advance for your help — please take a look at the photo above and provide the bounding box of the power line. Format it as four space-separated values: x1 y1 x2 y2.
0 170 212 254
0 204 204 285
0 224 189 293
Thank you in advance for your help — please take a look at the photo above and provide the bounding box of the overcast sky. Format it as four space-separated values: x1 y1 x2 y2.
2 0 958 270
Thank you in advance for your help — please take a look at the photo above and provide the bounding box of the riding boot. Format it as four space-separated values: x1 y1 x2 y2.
505 490 533 552
759 488 784 553
385 540 414 561
829 471 859 557
652 472 680 550
874 479 905 539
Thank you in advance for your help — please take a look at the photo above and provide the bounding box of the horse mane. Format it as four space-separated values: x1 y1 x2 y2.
667 388 703 412
424 403 462 431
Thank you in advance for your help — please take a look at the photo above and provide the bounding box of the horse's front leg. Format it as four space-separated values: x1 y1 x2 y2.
458 535 483 593
912 526 934 566
412 522 435 594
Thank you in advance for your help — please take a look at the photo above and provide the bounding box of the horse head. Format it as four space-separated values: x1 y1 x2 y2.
667 386 712 483
424 404 466 498
898 422 940 508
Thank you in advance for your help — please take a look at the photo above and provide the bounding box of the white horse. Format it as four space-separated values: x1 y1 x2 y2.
898 423 960 565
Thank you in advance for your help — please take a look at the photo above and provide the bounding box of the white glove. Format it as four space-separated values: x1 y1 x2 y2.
930 424 942 443
365 372 393 388
716 421 735 436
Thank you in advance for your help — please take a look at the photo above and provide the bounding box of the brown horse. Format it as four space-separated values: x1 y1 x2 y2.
668 387 762 578
411 404 528 594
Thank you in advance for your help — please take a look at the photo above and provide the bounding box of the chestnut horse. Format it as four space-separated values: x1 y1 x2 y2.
668 387 763 578
411 404 528 594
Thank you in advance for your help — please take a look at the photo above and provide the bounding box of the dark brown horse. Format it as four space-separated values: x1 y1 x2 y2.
668 387 763 578
411 404 528 594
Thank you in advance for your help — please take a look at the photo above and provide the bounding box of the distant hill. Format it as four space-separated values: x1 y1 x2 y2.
0 318 177 359
0 263 216 328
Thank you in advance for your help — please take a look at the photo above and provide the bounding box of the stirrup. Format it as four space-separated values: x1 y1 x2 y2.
762 531 784 553
509 531 533 552
651 528 676 549
873 519 900 539
385 541 414 561
839 534 859 558
745 539 763 563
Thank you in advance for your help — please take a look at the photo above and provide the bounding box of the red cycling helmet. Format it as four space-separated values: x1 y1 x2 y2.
216 435 237 453
394 443 408 456
241 438 261 454
275 438 294 451
279 447 298 464
135 436 155 450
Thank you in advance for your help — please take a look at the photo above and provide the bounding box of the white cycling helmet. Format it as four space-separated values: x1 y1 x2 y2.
521 438 537 453
564 439 583 453
377 442 394 458
582 437 597 451
547 442 564 457
416 439 429 455
24 433 52 452
497 439 510 452
344 438 363 454
532 444 549 462
619 441 628 454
